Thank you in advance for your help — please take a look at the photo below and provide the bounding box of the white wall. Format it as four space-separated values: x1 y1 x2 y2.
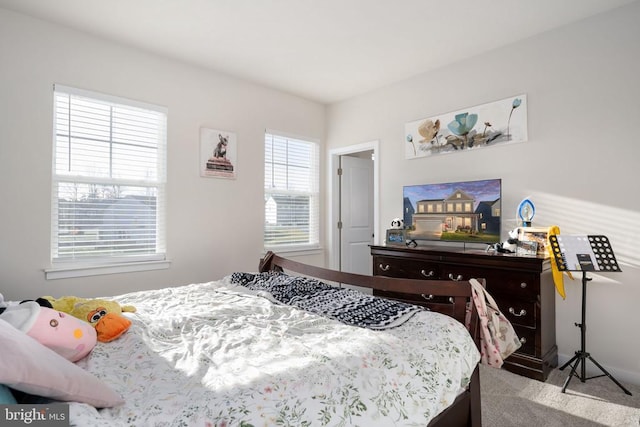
0 9 325 300
326 3 640 385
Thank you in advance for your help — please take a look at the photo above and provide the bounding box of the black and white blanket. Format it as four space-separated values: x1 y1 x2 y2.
230 271 422 330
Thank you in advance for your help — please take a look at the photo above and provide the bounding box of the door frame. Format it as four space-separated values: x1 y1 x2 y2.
328 140 380 271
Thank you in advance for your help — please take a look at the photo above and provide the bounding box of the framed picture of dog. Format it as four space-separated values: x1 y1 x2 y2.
200 127 237 179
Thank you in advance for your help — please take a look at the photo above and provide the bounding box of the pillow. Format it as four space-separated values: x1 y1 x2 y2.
0 384 17 404
0 319 123 408
0 302 97 362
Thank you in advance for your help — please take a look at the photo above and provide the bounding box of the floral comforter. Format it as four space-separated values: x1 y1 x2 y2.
70 276 480 426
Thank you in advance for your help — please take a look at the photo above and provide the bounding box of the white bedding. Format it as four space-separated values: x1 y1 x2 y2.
70 276 480 426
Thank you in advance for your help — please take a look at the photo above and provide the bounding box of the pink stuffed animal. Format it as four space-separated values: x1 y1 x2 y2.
0 301 97 362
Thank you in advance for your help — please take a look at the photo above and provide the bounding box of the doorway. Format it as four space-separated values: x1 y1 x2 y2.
329 141 379 274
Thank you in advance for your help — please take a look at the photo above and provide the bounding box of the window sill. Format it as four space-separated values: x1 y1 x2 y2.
44 259 171 280
263 246 323 257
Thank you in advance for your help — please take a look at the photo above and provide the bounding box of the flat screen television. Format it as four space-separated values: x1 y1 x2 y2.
403 178 501 244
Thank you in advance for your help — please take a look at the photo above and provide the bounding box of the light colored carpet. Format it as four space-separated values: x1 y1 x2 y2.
480 365 640 426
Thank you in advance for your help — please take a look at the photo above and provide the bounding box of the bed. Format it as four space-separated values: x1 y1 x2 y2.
9 252 482 426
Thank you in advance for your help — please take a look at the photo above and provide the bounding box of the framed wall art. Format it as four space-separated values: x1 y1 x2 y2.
200 127 237 179
405 94 527 159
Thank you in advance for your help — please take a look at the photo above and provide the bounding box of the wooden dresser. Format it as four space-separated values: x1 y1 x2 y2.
370 244 557 381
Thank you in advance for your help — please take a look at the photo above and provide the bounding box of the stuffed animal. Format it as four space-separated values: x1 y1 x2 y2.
493 228 519 253
390 218 404 229
0 301 96 361
43 296 136 343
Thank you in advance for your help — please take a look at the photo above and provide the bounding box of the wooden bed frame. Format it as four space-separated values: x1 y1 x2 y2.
259 251 482 427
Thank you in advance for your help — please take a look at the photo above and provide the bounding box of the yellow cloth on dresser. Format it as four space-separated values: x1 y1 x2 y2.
547 225 573 299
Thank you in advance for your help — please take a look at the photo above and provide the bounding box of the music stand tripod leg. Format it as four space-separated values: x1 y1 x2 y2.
559 351 580 371
560 271 632 396
560 353 581 393
587 354 633 396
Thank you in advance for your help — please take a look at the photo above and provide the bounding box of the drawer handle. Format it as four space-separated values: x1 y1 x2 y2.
509 307 527 317
379 264 390 272
519 337 527 344
420 269 435 278
421 294 434 301
520 282 527 289
448 273 463 281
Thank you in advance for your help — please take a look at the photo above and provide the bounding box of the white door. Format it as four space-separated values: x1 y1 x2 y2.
340 154 374 275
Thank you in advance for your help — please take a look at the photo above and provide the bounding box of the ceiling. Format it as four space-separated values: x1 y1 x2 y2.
0 0 635 104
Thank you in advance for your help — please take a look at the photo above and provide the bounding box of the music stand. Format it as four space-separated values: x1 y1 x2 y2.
548 235 631 395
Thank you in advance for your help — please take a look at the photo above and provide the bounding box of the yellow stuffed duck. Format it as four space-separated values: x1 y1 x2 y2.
43 296 136 343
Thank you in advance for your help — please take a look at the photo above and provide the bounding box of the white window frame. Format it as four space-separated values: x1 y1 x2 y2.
264 130 320 253
46 85 169 279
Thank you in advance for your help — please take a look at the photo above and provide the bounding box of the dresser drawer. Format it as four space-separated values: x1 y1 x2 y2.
440 265 539 300
493 295 536 328
512 325 536 356
487 273 540 301
374 256 439 279
374 288 452 306
374 289 456 316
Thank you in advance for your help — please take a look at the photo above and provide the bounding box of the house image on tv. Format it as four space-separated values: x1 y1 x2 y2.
405 188 500 239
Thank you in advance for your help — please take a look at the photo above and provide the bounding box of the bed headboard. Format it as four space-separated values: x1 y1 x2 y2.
259 251 481 348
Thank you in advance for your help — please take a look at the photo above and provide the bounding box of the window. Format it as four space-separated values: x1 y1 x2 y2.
51 85 167 269
264 131 319 250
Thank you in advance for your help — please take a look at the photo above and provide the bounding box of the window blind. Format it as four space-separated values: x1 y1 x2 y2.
264 132 319 249
51 85 167 264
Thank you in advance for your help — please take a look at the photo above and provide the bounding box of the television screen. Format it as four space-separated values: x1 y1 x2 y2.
403 178 501 244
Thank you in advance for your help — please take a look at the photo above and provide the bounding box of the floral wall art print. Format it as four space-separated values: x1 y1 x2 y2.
405 94 527 159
